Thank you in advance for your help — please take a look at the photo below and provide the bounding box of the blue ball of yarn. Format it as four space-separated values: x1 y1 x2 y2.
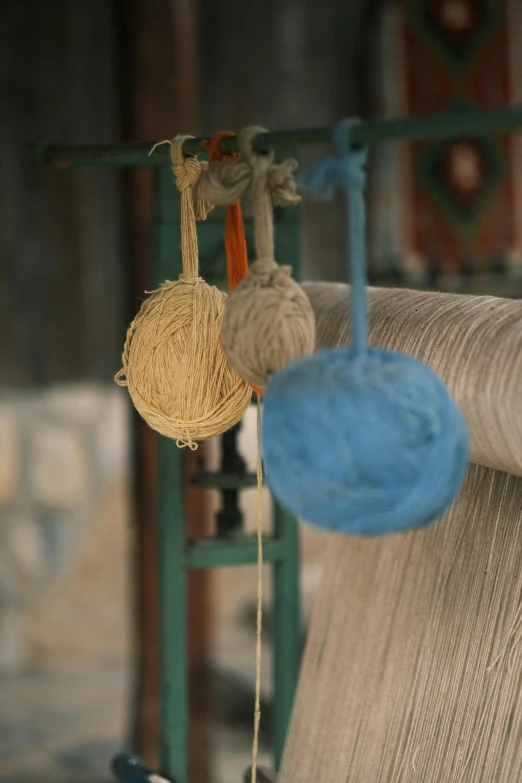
262 347 469 536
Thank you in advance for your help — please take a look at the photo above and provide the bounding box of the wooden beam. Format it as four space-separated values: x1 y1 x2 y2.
117 0 211 777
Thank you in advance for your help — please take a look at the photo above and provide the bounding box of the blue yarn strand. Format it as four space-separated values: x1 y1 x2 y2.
264 118 470 536
299 118 369 357
346 160 367 357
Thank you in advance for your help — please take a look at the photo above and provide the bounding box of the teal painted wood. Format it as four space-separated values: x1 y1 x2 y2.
272 503 301 770
153 167 188 783
185 537 285 568
152 151 302 782
34 109 522 781
271 149 302 769
34 103 522 167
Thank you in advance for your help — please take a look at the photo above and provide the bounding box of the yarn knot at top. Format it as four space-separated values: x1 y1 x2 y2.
178 274 203 283
200 131 301 210
173 156 203 191
247 257 291 287
298 146 367 202
169 138 212 222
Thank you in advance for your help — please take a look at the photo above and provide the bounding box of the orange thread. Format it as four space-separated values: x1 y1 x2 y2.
202 132 248 292
204 132 263 397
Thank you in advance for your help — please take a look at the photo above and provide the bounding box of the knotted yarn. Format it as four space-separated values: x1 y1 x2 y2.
202 131 249 292
202 133 266 783
262 120 469 535
202 126 316 389
202 132 262 398
114 135 251 448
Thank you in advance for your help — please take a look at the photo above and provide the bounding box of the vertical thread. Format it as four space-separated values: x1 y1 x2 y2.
334 119 368 358
251 394 264 783
202 132 249 291
203 131 264 397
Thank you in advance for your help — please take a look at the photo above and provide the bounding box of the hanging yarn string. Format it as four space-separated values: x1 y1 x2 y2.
261 119 470 536
201 126 316 389
115 136 252 448
202 133 266 783
249 395 264 783
203 132 266 783
202 132 263 397
202 131 249 292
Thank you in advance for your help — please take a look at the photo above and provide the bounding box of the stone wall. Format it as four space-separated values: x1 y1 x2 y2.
0 384 131 672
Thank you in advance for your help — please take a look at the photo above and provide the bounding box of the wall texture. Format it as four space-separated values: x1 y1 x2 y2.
0 0 124 386
199 0 384 283
0 0 129 672
0 385 131 670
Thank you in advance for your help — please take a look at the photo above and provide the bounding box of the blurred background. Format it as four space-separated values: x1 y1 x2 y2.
1 0 522 781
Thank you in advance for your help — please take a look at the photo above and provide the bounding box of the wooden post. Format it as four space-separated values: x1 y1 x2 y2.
117 0 211 777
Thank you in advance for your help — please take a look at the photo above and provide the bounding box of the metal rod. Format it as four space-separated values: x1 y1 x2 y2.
32 104 522 168
185 537 285 568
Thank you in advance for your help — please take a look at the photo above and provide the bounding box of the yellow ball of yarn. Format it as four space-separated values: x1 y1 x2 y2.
116 277 252 448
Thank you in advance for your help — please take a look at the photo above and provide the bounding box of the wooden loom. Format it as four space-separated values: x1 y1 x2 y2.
277 282 522 782
34 107 522 781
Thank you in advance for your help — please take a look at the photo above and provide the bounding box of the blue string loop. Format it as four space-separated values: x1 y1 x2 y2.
261 118 470 537
299 119 368 357
299 119 366 198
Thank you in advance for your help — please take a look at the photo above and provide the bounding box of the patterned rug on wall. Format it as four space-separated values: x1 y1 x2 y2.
370 0 522 287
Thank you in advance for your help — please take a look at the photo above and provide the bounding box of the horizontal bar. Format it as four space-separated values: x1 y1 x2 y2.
31 104 522 168
190 470 260 490
185 536 284 569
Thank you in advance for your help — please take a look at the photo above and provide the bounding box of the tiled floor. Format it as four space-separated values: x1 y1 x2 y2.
0 663 127 782
0 659 272 783
0 508 323 782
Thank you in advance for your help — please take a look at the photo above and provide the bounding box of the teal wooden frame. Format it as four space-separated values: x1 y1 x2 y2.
152 161 302 782
33 137 302 782
36 103 522 783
